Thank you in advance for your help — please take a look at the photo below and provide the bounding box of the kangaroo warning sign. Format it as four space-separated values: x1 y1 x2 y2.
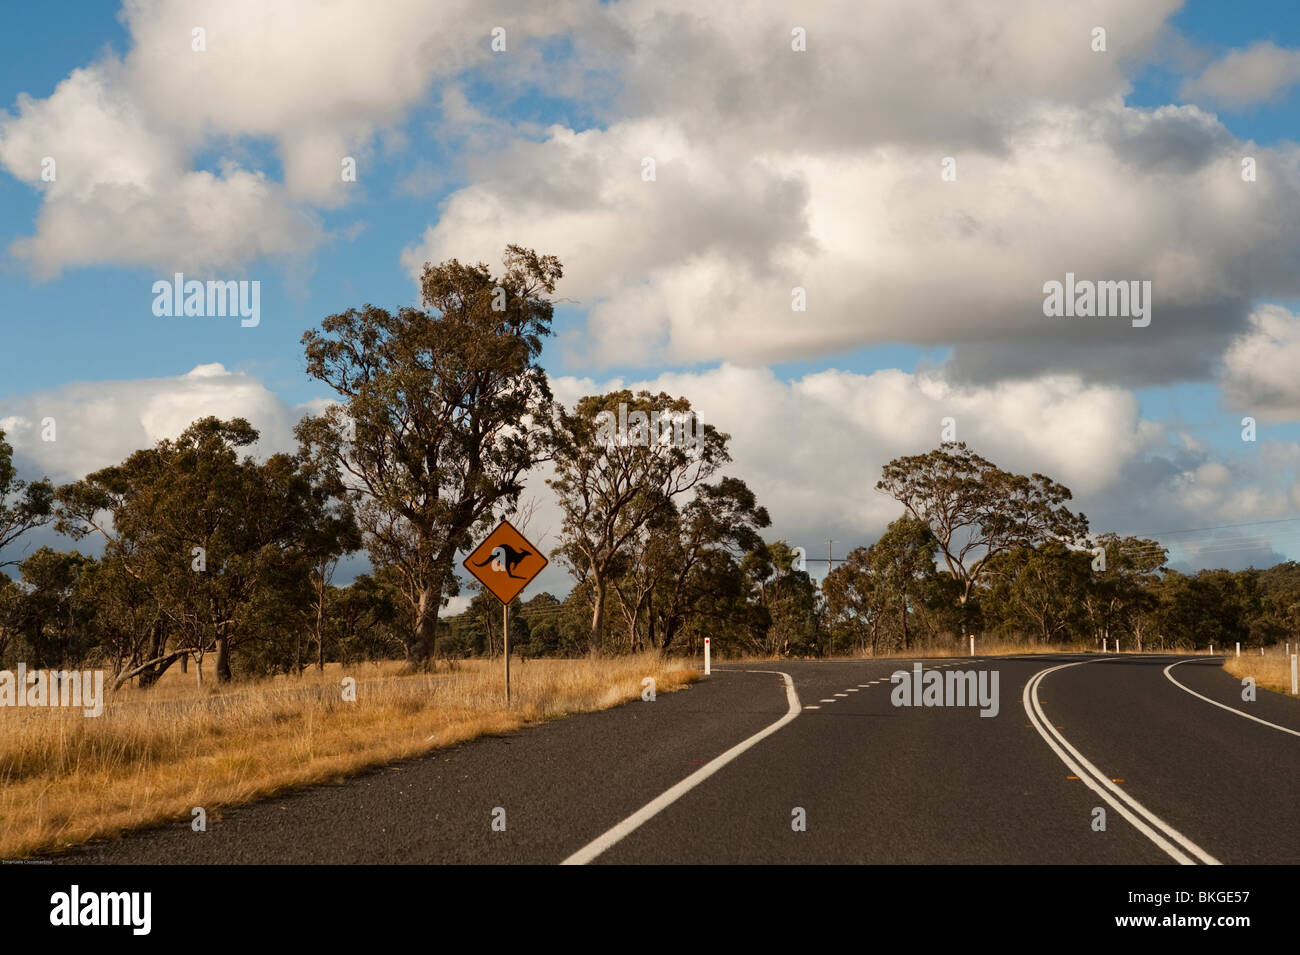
463 519 548 604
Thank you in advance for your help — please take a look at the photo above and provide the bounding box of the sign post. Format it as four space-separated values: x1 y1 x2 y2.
463 519 548 705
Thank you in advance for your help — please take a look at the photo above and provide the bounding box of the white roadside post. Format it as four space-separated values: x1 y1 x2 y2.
704 636 711 676
1236 642 1240 658
1292 654 1298 696
1209 643 1214 655
1103 638 1107 653
969 634 974 657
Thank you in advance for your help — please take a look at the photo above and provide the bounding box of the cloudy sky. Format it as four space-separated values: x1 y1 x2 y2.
3 0 1300 604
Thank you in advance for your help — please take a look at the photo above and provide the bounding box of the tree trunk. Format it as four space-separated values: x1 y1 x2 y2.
316 597 326 671
315 566 327 671
215 634 232 683
413 586 439 668
899 594 909 650
589 573 607 655
138 622 166 687
111 650 186 692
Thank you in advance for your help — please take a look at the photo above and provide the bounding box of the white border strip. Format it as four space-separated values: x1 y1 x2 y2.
1164 660 1300 738
560 669 800 865
1024 660 1220 866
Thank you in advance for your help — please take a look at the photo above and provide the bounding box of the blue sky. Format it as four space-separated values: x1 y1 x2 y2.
3 1 1300 590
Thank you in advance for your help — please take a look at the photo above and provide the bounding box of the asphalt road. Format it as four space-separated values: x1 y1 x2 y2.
56 653 1299 864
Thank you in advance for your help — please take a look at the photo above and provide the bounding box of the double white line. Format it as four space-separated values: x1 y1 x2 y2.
1024 661 1220 866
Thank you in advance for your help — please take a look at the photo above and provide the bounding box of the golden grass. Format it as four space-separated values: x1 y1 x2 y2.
1222 649 1299 697
727 639 1194 661
0 654 697 860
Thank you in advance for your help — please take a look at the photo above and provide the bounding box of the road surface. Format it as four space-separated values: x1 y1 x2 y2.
55 654 1299 865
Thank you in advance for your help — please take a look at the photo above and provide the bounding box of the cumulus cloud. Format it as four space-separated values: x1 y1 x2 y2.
0 0 596 274
4 359 1295 582
544 363 1300 573
405 3 1300 386
1182 41 1300 108
1220 305 1300 422
0 363 306 482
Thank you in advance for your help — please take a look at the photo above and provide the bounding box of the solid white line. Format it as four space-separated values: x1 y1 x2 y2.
560 669 802 865
1024 661 1221 866
1164 660 1300 738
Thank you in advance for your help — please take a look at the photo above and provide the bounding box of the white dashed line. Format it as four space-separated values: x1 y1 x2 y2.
805 705 821 710
834 693 848 697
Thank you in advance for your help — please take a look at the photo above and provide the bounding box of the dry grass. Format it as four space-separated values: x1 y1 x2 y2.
1222 649 1299 697
0 654 698 860
726 639 1193 661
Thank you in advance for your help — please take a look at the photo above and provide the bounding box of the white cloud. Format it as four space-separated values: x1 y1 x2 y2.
4 360 1296 580
0 363 304 482
0 67 320 276
1220 305 1300 422
0 0 596 274
548 363 1300 572
405 2 1300 385
1182 41 1300 108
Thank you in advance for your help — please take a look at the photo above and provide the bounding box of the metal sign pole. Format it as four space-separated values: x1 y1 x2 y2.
503 600 511 705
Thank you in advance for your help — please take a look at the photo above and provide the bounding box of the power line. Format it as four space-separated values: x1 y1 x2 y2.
1133 516 1300 537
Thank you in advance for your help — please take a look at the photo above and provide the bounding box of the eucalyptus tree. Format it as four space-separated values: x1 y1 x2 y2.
297 246 562 666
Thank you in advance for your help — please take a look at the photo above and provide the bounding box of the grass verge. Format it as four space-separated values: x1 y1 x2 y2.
0 654 697 859
1222 651 1299 697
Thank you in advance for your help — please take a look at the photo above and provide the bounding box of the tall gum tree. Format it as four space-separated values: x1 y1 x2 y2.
549 390 729 654
876 441 1089 631
298 246 561 667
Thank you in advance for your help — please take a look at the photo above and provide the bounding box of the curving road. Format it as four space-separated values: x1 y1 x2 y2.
57 653 1299 865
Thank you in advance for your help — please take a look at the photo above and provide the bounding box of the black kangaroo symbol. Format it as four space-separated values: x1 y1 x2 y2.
475 544 532 580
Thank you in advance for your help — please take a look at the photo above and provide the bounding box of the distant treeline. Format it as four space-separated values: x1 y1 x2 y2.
1 248 1295 687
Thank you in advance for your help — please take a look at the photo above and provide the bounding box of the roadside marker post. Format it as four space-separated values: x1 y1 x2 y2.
969 634 974 657
704 637 711 676
1103 638 1107 653
462 519 548 706
1236 642 1240 657
1292 654 1298 696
